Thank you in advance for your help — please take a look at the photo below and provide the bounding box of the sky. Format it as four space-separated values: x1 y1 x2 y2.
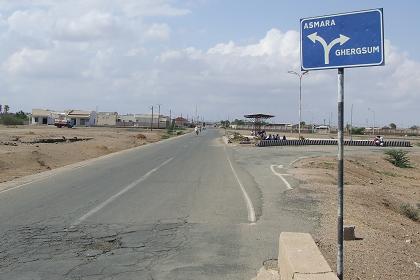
0 0 419 127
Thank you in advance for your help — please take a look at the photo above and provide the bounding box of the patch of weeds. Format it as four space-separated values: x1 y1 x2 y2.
135 133 146 139
381 171 398 177
399 203 419 221
176 131 183 135
416 142 420 147
384 149 412 168
161 134 171 140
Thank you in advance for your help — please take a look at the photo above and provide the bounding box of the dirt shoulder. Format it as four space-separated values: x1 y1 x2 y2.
0 125 183 183
289 148 420 279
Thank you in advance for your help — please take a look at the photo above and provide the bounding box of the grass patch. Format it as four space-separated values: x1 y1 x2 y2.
384 149 412 168
399 203 419 221
161 134 171 140
380 171 398 177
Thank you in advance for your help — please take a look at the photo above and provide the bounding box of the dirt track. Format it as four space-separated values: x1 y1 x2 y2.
0 125 167 183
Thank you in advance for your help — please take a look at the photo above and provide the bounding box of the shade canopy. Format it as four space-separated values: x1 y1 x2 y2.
244 113 274 135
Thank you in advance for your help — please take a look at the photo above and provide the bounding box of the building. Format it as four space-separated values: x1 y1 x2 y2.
174 117 189 127
96 112 118 126
66 110 93 126
117 114 169 128
135 114 169 128
31 109 59 125
117 114 137 125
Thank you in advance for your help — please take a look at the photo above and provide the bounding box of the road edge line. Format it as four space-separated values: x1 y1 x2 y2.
0 131 191 194
223 145 256 223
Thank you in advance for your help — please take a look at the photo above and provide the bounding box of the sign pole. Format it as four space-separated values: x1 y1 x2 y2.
337 67 344 279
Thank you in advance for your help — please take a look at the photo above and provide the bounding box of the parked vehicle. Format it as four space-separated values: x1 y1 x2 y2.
54 114 73 128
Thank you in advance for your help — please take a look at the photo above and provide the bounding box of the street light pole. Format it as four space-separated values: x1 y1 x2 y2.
150 106 154 131
288 70 309 139
157 104 162 129
368 108 375 135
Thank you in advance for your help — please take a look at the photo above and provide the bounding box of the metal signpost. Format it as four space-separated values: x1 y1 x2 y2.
300 9 384 279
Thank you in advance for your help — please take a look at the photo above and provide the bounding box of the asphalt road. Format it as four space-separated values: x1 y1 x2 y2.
0 128 318 280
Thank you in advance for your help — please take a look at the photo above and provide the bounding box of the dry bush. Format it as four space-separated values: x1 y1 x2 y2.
135 133 146 140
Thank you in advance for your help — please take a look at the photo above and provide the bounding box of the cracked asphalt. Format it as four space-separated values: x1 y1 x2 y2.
0 129 319 279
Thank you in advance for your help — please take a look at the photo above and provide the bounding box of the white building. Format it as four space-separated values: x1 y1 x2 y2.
31 109 59 125
96 112 118 126
117 114 169 128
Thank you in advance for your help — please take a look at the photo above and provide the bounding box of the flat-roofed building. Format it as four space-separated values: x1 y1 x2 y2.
31 109 59 125
66 110 93 126
96 112 118 126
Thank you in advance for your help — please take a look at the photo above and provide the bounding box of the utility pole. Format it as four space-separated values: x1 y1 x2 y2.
169 109 172 129
288 70 309 139
350 104 353 140
368 107 375 135
150 106 154 131
195 105 198 124
157 104 161 129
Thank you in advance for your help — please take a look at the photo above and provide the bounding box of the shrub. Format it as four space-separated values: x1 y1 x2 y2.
384 149 411 168
176 131 183 135
351 127 365 135
161 134 170 139
399 203 418 221
0 114 24 125
135 133 146 139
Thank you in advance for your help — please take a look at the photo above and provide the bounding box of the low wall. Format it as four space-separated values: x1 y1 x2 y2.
257 139 412 147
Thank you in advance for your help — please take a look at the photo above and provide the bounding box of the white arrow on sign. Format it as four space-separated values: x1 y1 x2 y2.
307 32 350 64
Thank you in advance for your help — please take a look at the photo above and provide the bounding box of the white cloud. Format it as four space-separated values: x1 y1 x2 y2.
3 48 48 74
53 11 119 41
0 1 419 126
145 23 170 41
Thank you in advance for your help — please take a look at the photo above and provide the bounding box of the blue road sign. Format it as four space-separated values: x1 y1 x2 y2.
301 9 384 70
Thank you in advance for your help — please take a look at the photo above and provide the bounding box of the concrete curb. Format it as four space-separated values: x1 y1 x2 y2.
253 232 339 280
278 232 338 280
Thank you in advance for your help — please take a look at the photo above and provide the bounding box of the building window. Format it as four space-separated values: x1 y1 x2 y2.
42 117 48 124
34 117 39 123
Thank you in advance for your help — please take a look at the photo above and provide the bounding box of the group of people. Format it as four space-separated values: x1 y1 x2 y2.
374 135 384 146
254 130 286 140
264 134 286 140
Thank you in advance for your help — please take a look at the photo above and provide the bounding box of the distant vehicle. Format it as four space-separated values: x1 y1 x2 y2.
54 115 73 128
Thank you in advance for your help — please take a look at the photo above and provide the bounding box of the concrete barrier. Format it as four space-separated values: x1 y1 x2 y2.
257 139 412 147
278 232 338 280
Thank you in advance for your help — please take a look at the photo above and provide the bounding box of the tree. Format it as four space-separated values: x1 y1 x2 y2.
232 119 245 125
220 120 230 127
15 110 28 120
351 127 365 135
410 125 418 130
0 104 2 113
4 105 9 114
389 123 397 129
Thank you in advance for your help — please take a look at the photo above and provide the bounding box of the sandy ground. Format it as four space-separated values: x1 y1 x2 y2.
289 148 420 279
0 125 172 183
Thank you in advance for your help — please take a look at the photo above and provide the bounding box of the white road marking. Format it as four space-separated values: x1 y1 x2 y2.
223 146 256 223
270 165 293 190
289 156 315 167
71 157 174 227
0 175 55 195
